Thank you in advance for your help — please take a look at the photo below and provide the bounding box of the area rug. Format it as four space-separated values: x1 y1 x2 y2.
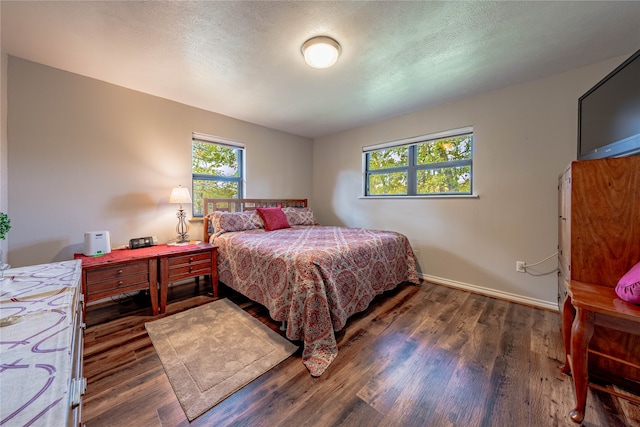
145 298 298 421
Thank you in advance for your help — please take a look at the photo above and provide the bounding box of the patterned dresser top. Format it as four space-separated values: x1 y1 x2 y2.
0 260 82 426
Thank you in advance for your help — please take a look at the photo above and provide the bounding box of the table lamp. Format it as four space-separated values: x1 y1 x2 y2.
169 185 192 243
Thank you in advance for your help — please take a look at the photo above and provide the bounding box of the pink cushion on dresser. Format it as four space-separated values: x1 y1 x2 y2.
256 207 291 231
615 261 640 305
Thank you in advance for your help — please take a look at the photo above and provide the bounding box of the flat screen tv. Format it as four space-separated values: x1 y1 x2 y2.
578 48 640 160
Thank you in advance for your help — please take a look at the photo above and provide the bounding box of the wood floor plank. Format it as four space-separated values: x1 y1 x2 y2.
432 292 487 353
156 401 189 427
360 283 424 337
383 346 459 426
429 358 493 426
478 303 534 427
84 363 172 426
82 281 640 426
530 344 575 426
272 366 377 426
187 353 311 426
429 300 506 426
619 399 640 426
84 351 164 405
315 396 383 427
355 285 461 411
476 294 509 328
528 308 572 426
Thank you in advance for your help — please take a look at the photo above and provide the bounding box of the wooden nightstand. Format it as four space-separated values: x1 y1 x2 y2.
158 243 218 313
75 251 160 316
75 243 217 316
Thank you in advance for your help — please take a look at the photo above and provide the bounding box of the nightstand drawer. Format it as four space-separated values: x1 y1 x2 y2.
167 252 212 268
168 263 212 281
85 272 149 295
85 261 148 283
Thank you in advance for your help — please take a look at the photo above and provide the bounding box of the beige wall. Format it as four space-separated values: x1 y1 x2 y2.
6 57 312 267
312 55 629 309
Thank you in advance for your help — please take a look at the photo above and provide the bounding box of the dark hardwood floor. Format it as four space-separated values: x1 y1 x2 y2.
82 280 640 427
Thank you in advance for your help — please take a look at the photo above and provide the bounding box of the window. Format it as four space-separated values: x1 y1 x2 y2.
363 127 473 196
191 132 244 217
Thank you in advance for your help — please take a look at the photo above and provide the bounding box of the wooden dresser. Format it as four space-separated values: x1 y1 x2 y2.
558 156 640 420
0 260 85 426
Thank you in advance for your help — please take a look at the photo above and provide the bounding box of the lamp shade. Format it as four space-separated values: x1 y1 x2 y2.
169 186 192 204
301 36 341 69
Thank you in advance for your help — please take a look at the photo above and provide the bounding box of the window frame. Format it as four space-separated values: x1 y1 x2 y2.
191 133 245 217
363 127 473 197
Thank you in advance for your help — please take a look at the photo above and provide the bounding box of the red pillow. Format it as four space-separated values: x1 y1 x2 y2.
256 207 291 231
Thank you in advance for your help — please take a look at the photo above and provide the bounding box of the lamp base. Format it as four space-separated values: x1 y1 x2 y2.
174 208 190 244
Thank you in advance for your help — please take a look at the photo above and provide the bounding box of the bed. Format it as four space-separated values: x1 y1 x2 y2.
203 198 420 376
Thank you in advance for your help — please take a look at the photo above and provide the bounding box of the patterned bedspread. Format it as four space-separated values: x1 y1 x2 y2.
213 225 420 376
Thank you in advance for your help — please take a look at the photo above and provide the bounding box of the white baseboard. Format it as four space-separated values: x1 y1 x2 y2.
421 273 559 312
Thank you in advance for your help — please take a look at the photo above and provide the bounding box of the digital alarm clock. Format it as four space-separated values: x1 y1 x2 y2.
129 236 158 249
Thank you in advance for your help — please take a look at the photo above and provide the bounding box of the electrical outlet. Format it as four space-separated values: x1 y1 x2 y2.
516 261 526 273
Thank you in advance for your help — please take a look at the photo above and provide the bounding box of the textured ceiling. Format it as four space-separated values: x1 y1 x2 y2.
2 1 639 139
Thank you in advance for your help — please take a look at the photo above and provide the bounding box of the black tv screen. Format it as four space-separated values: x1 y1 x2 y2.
578 49 640 160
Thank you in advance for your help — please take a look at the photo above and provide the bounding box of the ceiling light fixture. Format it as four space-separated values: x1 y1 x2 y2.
301 36 341 69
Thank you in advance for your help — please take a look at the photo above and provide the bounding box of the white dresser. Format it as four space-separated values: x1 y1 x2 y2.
0 260 85 427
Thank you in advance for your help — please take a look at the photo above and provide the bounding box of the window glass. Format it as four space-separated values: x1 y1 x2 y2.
192 140 243 216
367 171 408 195
364 130 473 196
193 141 239 176
416 135 472 164
367 146 409 170
416 165 471 194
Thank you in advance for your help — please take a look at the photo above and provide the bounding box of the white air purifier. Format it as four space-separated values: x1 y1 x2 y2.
83 231 111 256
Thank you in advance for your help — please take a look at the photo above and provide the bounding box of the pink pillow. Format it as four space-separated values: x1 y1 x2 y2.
615 261 640 305
282 207 319 226
256 207 291 231
209 211 263 234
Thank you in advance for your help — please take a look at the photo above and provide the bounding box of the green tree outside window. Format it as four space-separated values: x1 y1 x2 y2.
192 140 243 216
365 132 473 196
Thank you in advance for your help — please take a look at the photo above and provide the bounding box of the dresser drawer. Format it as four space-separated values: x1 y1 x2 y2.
85 272 150 295
167 252 212 268
85 261 148 284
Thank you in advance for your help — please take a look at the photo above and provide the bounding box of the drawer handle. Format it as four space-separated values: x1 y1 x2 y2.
189 257 194 263
118 281 123 286
117 269 123 275
189 267 193 273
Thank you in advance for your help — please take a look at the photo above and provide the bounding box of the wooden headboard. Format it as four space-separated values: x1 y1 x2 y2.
203 198 308 243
